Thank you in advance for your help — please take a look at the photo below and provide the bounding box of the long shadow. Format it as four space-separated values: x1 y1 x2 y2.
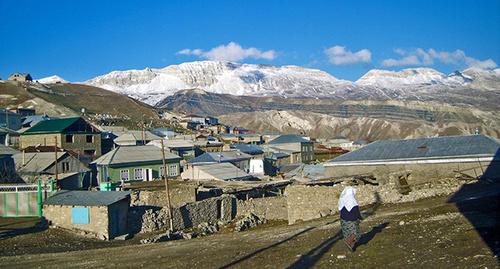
0 222 46 239
220 226 317 269
354 222 389 250
286 230 343 269
448 147 500 262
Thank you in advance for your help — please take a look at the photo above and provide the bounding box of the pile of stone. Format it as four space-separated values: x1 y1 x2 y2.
234 213 267 232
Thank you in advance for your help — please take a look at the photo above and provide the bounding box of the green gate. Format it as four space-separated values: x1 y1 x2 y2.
0 181 53 217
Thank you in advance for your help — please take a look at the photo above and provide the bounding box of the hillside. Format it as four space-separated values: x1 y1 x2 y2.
0 80 161 128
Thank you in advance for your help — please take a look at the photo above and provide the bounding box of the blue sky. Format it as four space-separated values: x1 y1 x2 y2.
1 0 499 82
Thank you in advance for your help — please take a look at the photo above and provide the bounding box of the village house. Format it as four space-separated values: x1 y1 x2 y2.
13 151 91 189
185 150 253 172
0 108 22 130
181 162 255 181
0 127 20 148
43 190 131 240
19 117 102 157
91 145 182 185
148 139 196 160
113 130 163 146
0 144 21 183
267 134 315 164
151 127 181 138
8 107 36 117
323 134 500 184
8 73 32 82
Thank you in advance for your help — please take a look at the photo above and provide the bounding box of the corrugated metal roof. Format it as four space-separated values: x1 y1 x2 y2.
192 163 253 181
268 134 313 145
43 190 131 206
22 117 81 134
326 134 500 164
185 151 253 165
230 144 264 155
13 152 67 173
0 144 20 155
92 145 181 166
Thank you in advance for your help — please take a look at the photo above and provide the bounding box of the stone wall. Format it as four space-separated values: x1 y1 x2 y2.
324 160 498 184
129 186 197 208
236 196 287 220
285 178 465 225
128 195 236 233
43 204 110 239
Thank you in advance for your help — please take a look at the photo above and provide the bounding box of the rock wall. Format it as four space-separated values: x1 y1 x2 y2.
129 186 197 208
285 178 465 225
236 196 287 220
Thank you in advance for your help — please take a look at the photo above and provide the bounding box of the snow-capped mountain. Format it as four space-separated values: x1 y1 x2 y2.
83 61 500 106
38 75 69 84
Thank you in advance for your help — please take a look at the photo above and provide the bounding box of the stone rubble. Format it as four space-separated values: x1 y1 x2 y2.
234 213 267 232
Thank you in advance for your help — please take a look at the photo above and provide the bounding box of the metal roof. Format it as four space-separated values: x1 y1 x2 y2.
268 134 313 145
230 144 264 155
185 151 253 165
92 145 181 166
0 144 20 155
43 190 131 206
13 152 68 173
325 134 500 165
22 117 98 135
190 163 253 181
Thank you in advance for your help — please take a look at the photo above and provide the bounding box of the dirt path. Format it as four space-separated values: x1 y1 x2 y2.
1 181 499 268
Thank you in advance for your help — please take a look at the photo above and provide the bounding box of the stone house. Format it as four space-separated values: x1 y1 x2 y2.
0 127 20 148
267 134 315 164
8 73 32 82
91 145 182 185
148 139 196 160
20 117 102 157
43 190 131 240
323 134 500 184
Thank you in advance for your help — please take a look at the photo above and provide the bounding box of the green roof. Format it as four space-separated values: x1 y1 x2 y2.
22 117 97 135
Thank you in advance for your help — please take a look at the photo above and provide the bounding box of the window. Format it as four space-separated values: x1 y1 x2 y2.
168 165 178 177
72 207 89 224
134 168 144 180
120 170 129 181
159 166 168 178
62 162 70 173
86 135 94 143
66 135 74 143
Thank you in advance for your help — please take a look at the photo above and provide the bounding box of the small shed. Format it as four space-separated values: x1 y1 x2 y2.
43 190 131 240
181 163 255 181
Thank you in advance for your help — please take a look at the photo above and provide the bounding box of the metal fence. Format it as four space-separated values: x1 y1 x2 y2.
0 181 53 217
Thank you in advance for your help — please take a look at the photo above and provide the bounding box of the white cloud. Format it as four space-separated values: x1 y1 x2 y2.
177 42 276 62
382 48 498 69
324 46 372 65
382 55 421 67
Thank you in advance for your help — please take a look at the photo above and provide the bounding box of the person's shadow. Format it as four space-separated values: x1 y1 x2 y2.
354 222 389 251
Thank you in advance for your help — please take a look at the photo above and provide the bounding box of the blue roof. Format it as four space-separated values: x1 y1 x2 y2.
268 134 313 145
326 135 500 164
43 190 131 206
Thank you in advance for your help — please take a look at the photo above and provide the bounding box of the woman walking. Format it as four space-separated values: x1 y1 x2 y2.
338 186 363 252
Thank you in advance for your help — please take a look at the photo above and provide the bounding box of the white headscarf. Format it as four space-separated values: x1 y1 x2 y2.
338 186 359 212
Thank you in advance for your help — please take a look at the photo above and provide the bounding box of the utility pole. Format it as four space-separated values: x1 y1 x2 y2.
161 140 174 232
54 137 59 189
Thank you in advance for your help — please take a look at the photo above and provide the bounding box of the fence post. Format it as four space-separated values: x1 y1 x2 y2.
38 180 42 217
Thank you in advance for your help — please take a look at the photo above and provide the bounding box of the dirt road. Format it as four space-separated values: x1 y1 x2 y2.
1 180 499 268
